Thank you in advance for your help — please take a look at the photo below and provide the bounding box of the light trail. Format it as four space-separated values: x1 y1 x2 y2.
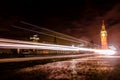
0 38 80 51
0 54 95 63
20 21 89 44
94 49 116 56
0 38 116 55
12 25 88 44
0 42 79 51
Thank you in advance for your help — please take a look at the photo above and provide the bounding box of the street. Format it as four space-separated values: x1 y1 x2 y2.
0 54 120 80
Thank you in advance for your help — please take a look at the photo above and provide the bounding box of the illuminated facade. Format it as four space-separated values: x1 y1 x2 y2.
100 20 108 49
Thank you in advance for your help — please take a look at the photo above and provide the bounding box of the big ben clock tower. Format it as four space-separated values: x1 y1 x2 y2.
100 20 108 49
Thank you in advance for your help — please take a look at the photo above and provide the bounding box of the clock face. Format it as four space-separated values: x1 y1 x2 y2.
102 33 105 36
101 30 107 36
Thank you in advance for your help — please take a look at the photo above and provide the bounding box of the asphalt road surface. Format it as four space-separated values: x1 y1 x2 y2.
0 54 120 80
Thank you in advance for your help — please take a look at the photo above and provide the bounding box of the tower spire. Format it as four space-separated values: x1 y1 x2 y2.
102 20 105 30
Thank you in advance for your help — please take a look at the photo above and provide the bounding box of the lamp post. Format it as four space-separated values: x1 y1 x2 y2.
30 34 40 52
30 34 40 42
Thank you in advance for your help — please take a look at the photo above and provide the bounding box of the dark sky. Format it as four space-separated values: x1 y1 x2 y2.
0 0 120 49
0 0 119 20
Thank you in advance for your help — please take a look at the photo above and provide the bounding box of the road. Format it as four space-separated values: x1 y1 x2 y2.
0 54 120 80
0 53 95 63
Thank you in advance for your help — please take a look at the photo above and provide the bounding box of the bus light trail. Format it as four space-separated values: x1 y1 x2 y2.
0 38 116 56
94 49 116 56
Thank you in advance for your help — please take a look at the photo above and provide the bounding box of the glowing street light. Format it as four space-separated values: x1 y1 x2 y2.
30 34 40 42
30 34 40 52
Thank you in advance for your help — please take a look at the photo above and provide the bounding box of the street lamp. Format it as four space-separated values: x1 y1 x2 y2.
30 34 40 42
30 34 40 52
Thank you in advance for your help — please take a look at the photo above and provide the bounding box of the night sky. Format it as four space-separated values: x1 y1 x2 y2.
0 0 120 49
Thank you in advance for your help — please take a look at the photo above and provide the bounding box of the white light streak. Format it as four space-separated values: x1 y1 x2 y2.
0 38 116 56
94 49 116 56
